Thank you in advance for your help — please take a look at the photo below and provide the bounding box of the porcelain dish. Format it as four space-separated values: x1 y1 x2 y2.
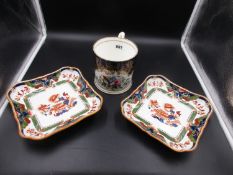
7 67 103 140
121 75 212 152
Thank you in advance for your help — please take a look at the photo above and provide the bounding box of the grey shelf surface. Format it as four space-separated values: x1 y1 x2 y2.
0 34 232 175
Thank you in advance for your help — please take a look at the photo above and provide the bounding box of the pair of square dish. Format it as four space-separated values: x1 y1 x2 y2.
7 66 212 152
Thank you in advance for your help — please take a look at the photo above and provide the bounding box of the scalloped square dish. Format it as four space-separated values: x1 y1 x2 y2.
121 75 212 152
7 67 103 140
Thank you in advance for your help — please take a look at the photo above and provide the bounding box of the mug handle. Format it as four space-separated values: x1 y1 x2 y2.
118 32 125 39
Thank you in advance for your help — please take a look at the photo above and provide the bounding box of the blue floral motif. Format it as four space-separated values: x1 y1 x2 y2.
188 117 206 143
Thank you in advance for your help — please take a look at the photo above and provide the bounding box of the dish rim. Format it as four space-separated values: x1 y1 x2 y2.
120 74 213 152
7 66 104 141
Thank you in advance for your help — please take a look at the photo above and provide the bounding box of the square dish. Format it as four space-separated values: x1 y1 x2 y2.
121 75 212 152
7 66 103 140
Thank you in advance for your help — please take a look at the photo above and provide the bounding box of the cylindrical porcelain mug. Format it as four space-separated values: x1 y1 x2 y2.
93 32 138 94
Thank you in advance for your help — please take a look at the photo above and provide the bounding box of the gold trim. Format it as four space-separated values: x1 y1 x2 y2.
120 75 213 152
6 66 104 141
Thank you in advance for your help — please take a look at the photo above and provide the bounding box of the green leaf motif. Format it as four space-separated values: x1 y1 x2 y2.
188 134 196 143
22 121 28 129
189 95 199 101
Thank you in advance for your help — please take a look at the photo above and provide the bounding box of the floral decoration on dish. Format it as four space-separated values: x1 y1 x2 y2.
121 75 212 152
7 66 103 140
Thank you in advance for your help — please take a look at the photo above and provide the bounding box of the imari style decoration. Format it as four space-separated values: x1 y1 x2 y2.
121 75 213 152
93 32 138 94
94 57 134 94
7 67 103 140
